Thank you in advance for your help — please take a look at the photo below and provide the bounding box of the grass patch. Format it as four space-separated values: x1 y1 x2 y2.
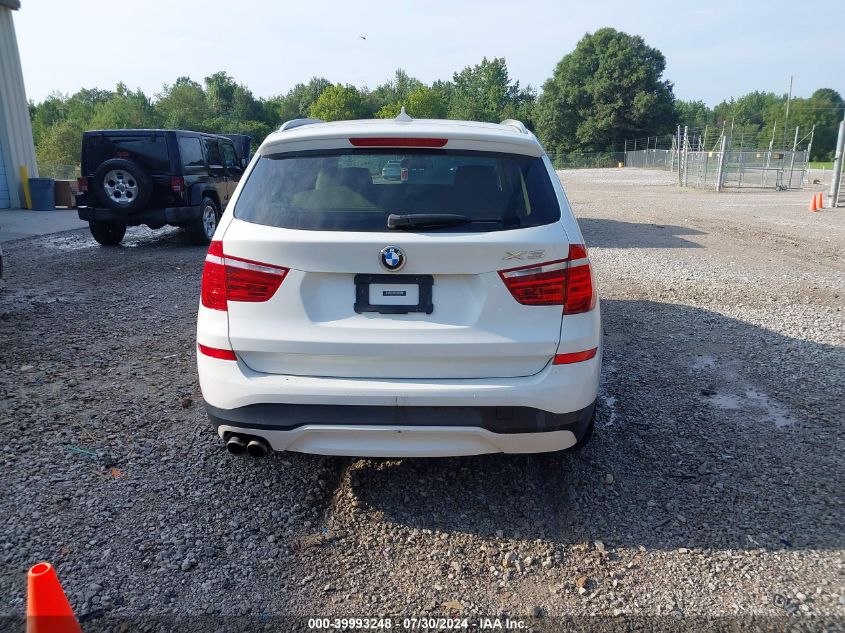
809 162 834 169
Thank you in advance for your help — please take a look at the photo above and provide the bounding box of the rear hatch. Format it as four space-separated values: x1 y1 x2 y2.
81 131 177 207
222 142 569 379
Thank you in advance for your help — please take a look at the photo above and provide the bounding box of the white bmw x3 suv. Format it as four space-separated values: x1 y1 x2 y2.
196 115 601 458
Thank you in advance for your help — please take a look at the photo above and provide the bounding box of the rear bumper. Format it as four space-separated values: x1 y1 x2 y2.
198 348 600 456
214 422 585 457
206 400 595 435
198 350 600 414
77 205 202 226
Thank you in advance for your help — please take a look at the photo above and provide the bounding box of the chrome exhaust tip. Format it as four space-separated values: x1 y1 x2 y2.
246 438 270 458
225 435 247 455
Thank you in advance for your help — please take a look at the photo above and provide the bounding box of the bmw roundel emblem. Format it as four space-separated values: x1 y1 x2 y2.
379 246 405 271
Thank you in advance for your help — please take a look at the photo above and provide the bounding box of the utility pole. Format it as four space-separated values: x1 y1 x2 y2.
782 75 793 150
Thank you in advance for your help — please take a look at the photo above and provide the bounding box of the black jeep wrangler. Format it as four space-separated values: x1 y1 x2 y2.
76 130 249 245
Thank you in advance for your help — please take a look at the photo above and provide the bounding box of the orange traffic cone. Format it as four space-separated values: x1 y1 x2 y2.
26 562 82 633
817 192 824 209
809 194 818 212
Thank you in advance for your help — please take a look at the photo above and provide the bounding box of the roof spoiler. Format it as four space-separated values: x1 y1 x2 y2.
499 119 528 134
278 118 324 132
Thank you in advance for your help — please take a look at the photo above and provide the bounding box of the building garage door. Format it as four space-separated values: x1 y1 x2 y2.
0 143 10 208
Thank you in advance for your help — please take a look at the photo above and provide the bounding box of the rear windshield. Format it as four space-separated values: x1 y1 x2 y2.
86 134 170 174
234 149 560 232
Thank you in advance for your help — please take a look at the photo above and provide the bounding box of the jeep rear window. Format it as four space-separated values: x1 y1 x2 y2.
233 149 560 233
88 135 170 174
179 137 205 168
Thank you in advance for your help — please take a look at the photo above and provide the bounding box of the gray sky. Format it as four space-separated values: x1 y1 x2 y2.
14 0 844 106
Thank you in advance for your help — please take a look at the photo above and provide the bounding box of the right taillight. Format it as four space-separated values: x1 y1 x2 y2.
77 177 89 193
201 240 288 311
499 244 596 314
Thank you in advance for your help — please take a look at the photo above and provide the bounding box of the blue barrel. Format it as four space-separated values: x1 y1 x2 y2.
29 178 55 211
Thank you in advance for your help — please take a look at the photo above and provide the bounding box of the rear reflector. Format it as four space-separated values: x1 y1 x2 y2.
349 137 448 147
553 348 597 365
498 243 596 313
201 241 288 311
198 343 237 361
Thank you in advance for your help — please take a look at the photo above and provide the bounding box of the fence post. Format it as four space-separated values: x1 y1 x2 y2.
676 125 681 175
715 135 728 191
803 125 815 186
829 119 845 207
787 126 799 189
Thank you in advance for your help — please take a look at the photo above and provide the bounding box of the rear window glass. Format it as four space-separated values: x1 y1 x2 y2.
234 149 560 232
205 140 223 166
88 134 170 173
179 137 205 168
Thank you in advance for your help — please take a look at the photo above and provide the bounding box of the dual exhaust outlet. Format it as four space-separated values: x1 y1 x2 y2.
225 434 271 458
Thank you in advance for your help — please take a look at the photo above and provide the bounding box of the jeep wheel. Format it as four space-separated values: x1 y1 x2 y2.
187 197 220 245
89 221 126 246
93 158 152 212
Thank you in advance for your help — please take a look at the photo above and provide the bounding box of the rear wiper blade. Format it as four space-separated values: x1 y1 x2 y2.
388 213 468 229
387 213 502 230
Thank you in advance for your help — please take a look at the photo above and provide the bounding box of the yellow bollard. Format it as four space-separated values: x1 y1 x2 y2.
19 165 32 209
617 162 624 168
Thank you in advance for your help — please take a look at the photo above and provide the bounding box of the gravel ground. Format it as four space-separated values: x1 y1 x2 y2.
0 168 843 631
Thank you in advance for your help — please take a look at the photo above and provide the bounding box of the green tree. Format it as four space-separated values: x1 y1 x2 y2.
90 84 159 129
789 89 844 160
501 85 536 129
375 86 449 119
675 100 713 129
309 84 368 121
204 71 238 118
449 57 523 123
536 28 677 152
155 77 210 130
266 77 332 122
35 119 86 167
371 69 424 111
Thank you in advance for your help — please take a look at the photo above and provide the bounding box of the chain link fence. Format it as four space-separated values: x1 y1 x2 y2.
547 152 626 169
624 126 812 191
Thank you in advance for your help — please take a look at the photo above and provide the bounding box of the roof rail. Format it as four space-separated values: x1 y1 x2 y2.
278 118 324 132
499 119 528 134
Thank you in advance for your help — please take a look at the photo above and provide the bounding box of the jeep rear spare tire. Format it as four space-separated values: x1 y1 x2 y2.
93 158 152 212
89 221 126 246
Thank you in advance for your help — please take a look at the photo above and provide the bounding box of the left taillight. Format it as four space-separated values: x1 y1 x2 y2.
498 243 596 313
170 176 185 193
77 177 89 193
201 240 288 311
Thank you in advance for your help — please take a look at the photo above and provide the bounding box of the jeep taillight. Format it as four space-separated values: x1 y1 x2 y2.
170 176 185 193
77 177 89 193
498 244 596 313
201 241 288 311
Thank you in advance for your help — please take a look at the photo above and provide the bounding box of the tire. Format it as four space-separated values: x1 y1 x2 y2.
93 158 152 212
186 197 220 245
89 221 126 246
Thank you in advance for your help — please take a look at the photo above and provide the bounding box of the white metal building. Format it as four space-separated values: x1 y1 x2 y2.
0 0 38 209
